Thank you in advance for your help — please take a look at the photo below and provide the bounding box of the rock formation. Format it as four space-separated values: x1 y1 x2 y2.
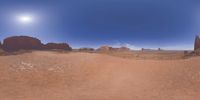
118 47 131 52
2 36 72 52
79 48 95 52
44 43 72 51
141 48 157 52
0 42 2 49
194 35 200 50
3 36 43 51
97 46 113 52
97 46 131 52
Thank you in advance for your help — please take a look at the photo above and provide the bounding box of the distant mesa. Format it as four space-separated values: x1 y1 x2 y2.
141 48 155 52
1 35 200 54
44 43 72 50
3 36 43 51
79 48 95 52
1 36 72 52
97 46 113 52
141 48 163 52
118 46 131 52
97 45 131 52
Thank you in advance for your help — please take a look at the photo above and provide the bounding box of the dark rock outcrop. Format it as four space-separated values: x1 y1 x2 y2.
44 43 72 51
0 42 2 49
194 35 200 50
3 36 43 51
2 36 72 52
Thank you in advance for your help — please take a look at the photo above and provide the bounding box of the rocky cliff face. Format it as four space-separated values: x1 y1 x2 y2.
2 36 72 52
3 36 43 51
44 43 72 51
194 35 200 51
0 42 2 49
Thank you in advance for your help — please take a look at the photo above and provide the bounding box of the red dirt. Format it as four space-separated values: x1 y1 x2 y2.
0 51 200 100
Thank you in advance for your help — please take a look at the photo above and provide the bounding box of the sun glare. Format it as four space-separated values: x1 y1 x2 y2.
18 15 33 24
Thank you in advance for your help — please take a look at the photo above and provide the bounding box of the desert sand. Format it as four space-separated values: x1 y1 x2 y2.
0 51 200 100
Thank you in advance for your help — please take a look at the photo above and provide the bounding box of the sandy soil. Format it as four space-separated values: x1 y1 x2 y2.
0 51 200 100
97 50 186 60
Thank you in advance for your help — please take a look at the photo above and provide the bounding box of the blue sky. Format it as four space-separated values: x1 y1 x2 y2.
0 0 200 50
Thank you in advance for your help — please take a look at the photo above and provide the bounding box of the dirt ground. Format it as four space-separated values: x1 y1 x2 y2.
0 51 200 100
97 50 186 60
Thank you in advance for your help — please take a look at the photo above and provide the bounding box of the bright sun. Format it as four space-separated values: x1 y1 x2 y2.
18 15 33 24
